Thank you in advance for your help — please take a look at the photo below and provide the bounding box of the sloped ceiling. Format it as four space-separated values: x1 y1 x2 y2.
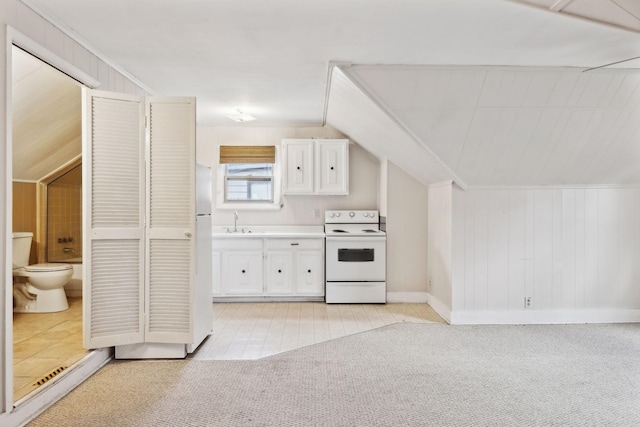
23 0 640 126
326 67 455 186
515 0 640 33
12 47 82 181
19 0 640 187
342 64 640 187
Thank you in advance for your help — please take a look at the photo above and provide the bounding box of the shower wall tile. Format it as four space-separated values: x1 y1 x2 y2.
12 182 37 264
47 167 82 262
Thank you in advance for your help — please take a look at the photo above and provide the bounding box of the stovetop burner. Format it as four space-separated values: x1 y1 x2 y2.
324 210 385 237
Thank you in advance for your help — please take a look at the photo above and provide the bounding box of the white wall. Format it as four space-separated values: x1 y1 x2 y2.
378 159 388 217
427 181 453 320
197 125 380 226
385 161 429 300
451 186 640 324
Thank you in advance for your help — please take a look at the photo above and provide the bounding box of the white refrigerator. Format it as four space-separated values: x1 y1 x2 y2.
189 164 213 352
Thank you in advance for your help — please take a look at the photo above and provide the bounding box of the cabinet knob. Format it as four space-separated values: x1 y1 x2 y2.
241 269 246 274
278 269 282 273
185 232 192 238
307 269 311 273
296 166 301 170
330 166 334 170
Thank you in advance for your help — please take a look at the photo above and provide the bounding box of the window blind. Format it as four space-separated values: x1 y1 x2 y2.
219 145 276 164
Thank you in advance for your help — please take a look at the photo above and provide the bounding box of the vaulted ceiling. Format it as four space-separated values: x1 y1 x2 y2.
337 64 640 187
24 0 640 126
516 0 640 33
12 47 81 181
15 0 640 186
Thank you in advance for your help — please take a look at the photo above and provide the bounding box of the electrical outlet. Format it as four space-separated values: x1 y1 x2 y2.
524 296 532 308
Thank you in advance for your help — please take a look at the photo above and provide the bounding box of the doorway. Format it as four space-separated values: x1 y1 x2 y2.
11 46 87 402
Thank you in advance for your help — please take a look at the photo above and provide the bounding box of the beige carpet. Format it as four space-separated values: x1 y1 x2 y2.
29 323 640 426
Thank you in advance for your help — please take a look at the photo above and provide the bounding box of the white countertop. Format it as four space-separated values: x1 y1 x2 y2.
212 225 325 238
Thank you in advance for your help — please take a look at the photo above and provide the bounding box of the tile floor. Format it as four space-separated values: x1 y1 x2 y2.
193 302 445 360
12 300 444 400
13 297 87 401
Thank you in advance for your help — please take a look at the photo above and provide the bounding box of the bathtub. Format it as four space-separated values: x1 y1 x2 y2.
64 259 83 298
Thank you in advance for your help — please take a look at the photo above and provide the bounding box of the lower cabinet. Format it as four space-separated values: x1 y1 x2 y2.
266 252 294 294
295 251 324 295
224 251 264 295
213 237 324 299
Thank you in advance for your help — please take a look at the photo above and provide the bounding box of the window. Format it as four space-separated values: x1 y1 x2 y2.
225 163 273 202
217 145 281 209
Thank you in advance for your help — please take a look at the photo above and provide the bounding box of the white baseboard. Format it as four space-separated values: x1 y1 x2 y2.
3 348 112 427
425 293 451 323
386 292 429 303
450 308 640 325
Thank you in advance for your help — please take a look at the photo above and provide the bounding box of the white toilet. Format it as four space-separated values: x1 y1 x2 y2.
12 232 73 313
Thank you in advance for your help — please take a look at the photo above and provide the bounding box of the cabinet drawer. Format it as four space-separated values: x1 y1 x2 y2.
213 238 263 251
265 238 323 250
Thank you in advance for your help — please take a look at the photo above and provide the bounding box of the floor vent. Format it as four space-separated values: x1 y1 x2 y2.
34 366 67 386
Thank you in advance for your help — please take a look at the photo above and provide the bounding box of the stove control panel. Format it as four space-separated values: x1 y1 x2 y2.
325 210 379 224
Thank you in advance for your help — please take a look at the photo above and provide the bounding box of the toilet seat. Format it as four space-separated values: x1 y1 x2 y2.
24 263 73 273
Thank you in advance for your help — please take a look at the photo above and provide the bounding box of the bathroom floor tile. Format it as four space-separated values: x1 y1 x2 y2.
13 297 87 402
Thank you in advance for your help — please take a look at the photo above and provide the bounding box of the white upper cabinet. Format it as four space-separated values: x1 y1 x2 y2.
315 140 348 195
282 139 349 195
283 140 314 194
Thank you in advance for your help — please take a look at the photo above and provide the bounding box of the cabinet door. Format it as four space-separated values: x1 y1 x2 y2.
212 251 222 296
296 251 324 295
266 251 294 294
316 140 349 195
223 251 263 295
283 141 314 194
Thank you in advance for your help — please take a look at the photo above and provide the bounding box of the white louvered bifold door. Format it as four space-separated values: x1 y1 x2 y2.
145 97 196 343
83 89 145 349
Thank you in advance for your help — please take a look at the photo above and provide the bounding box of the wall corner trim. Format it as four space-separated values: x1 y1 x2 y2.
428 180 453 189
426 293 451 324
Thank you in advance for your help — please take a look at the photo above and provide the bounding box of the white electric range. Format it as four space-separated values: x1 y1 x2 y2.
324 210 386 303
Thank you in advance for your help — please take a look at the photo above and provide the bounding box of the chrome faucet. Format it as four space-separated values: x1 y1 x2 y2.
234 211 239 232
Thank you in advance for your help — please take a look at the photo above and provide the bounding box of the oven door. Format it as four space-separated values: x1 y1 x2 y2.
325 237 386 282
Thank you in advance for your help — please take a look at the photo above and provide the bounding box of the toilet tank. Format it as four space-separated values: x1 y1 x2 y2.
12 232 33 269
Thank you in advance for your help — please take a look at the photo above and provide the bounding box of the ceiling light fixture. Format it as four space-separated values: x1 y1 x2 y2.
227 110 256 122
